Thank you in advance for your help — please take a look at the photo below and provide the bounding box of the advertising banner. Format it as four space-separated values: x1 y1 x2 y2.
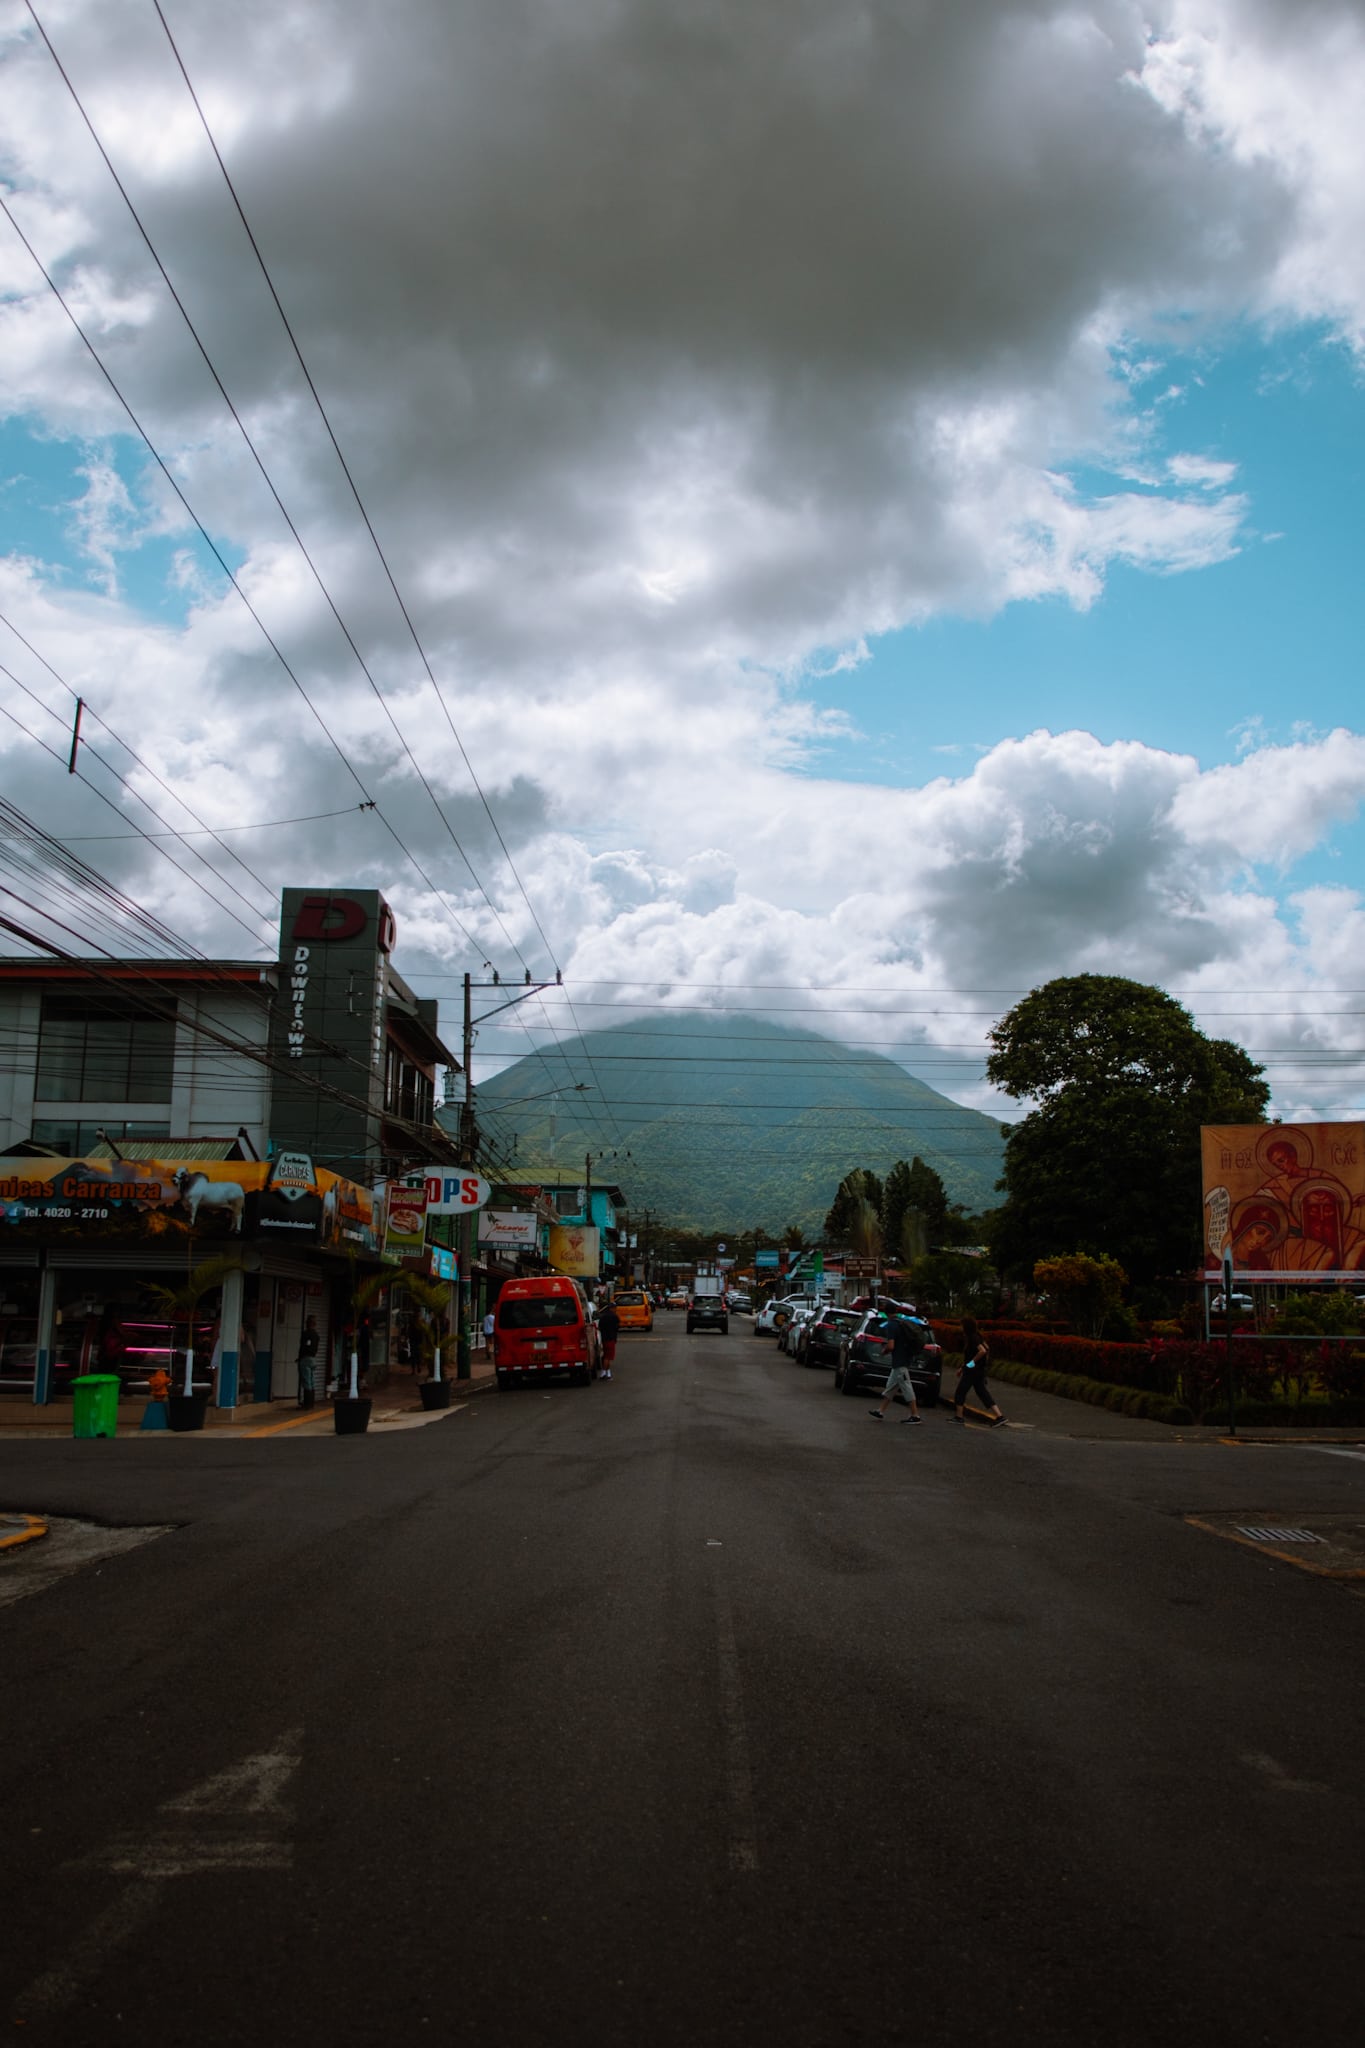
478 1210 541 1251
548 1223 599 1278
754 1249 780 1268
384 1178 429 1260
1201 1123 1365 1279
0 1156 377 1252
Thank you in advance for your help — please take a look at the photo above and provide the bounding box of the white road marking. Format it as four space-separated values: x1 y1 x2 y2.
13 1731 302 2022
164 1728 302 1816
13 1879 162 2021
711 1566 759 1874
1242 1751 1327 1793
1299 1446 1365 1463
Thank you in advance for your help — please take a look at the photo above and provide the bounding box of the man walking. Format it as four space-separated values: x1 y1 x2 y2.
296 1313 320 1409
596 1299 620 1381
868 1311 926 1425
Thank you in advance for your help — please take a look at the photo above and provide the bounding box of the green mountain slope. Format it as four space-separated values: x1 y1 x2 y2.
465 1013 1005 1234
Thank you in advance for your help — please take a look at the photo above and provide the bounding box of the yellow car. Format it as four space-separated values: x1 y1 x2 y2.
611 1288 654 1332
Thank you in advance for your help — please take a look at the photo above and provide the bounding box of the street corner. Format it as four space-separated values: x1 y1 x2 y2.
0 1514 172 1608
1183 1511 1365 1582
0 1510 48 1551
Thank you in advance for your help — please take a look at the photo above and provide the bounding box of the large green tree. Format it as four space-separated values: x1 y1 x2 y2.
824 1168 884 1244
882 1155 949 1264
987 975 1269 1283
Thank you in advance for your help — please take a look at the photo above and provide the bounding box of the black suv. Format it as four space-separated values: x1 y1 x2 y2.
687 1291 729 1335
797 1305 860 1368
834 1303 943 1405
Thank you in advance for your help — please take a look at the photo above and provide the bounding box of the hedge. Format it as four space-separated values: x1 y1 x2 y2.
930 1320 1365 1421
976 1357 1194 1426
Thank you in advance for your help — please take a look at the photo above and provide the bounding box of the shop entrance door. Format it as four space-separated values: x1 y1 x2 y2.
271 1282 307 1399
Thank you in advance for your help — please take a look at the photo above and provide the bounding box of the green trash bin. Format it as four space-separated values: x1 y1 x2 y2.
72 1373 121 1439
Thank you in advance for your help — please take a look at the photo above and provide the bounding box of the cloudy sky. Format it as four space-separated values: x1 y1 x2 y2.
1 0 1363 1137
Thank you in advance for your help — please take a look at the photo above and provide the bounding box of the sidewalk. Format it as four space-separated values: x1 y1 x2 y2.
972 1375 1365 1443
0 1365 499 1440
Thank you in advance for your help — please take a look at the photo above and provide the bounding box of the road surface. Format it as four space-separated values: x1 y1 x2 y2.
2 1324 1362 2044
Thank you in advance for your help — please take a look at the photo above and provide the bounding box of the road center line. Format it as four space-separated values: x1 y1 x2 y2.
711 1563 759 1874
13 1879 163 2022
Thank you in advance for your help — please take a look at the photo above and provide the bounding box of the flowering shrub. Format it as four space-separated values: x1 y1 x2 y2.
932 1320 1365 1414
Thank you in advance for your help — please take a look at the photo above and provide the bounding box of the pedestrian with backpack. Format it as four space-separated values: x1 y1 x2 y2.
868 1312 927 1425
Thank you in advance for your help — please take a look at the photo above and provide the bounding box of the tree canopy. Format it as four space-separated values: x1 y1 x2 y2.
986 975 1269 1283
824 1168 884 1243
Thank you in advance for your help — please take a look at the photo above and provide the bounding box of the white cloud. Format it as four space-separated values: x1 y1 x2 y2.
0 2 1363 1131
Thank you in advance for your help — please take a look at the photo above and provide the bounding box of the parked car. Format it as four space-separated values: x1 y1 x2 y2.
834 1307 943 1405
781 1302 825 1356
797 1305 860 1368
611 1287 654 1332
753 1296 800 1338
1211 1292 1255 1316
726 1292 752 1315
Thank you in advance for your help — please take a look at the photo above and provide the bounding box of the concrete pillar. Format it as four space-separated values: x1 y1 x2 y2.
33 1261 57 1405
216 1265 244 1409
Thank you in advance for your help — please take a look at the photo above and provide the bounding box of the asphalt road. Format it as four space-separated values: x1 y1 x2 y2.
2 1324 1363 2046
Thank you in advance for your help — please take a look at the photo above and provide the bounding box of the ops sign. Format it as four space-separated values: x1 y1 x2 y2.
424 1169 491 1214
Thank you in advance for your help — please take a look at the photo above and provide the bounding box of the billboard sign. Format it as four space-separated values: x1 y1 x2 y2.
1201 1123 1365 1279
424 1170 491 1215
478 1210 540 1250
754 1249 780 1268
0 1157 377 1251
548 1224 599 1278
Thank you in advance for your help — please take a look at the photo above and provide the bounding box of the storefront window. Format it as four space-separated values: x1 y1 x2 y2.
30 1118 171 1153
35 996 176 1104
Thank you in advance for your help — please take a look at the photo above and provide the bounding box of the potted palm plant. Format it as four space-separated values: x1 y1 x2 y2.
400 1272 457 1409
147 1254 247 1432
334 1263 460 1433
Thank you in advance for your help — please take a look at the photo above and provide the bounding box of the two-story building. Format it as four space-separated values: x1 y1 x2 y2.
0 885 462 1408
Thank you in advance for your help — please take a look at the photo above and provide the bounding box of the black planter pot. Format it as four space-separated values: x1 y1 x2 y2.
167 1393 208 1433
419 1379 452 1410
333 1397 373 1436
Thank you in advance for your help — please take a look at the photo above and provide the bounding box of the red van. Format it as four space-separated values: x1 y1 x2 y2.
494 1276 599 1388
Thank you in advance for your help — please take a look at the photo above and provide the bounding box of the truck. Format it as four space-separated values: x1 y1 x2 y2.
686 1270 728 1336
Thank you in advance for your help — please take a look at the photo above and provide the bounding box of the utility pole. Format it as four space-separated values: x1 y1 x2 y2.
458 966 562 1376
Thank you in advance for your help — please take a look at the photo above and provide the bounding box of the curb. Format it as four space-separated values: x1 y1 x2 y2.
0 1512 49 1551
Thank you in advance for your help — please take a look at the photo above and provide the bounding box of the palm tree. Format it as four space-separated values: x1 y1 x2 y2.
146 1253 247 1399
341 1260 455 1401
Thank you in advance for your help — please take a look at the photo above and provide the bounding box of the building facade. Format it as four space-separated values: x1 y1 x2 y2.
0 886 463 1408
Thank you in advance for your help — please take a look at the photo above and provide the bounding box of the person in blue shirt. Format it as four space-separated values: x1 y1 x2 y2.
868 1313 926 1425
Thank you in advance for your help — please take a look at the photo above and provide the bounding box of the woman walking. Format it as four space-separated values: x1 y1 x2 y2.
954 1318 1006 1428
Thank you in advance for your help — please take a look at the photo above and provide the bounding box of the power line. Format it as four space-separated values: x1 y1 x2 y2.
22 0 535 976
136 0 621 1149
0 695 267 947
0 602 280 910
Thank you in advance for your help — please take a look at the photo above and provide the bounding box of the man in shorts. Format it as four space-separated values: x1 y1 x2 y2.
868 1312 926 1425
596 1299 620 1381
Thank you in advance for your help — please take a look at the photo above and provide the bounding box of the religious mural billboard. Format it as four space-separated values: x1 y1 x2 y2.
1201 1123 1365 1280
